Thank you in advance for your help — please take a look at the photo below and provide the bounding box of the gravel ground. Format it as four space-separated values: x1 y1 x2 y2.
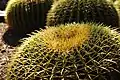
0 23 16 80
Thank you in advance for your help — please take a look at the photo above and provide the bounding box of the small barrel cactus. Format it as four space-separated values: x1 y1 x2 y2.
5 0 53 35
46 0 119 27
7 23 120 80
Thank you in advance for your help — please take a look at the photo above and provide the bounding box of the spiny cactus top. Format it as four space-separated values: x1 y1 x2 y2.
47 0 119 27
7 23 120 80
5 0 53 35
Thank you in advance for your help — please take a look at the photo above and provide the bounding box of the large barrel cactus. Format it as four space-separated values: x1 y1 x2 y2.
7 23 120 80
47 0 119 27
5 0 53 35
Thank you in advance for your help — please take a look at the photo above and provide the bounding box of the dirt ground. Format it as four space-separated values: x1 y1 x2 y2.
0 23 16 80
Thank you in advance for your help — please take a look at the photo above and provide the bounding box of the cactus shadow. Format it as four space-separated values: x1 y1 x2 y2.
2 28 29 46
107 71 120 80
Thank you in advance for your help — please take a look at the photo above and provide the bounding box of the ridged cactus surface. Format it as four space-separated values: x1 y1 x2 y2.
47 0 119 27
5 0 52 35
7 23 120 80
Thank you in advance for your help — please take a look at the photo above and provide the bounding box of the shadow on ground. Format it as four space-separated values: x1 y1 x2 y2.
2 28 30 46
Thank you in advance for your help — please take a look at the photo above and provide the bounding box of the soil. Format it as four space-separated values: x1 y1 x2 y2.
0 23 16 80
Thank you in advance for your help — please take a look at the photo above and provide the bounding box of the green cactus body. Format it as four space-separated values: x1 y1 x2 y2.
47 0 119 27
7 23 120 80
5 0 53 35
113 0 120 27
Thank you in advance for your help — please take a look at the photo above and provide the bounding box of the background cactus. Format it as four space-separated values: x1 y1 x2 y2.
7 23 120 80
47 0 119 28
5 0 53 35
113 0 120 27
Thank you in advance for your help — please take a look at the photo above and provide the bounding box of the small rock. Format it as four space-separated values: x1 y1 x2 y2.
1 49 6 53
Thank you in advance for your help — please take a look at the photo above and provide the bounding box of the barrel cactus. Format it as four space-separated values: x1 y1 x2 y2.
111 0 120 27
5 0 53 35
47 0 119 27
7 23 120 80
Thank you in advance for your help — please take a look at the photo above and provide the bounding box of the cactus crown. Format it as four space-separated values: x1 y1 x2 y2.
42 24 90 52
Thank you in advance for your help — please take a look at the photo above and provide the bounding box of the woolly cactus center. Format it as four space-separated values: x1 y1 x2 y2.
42 24 90 52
